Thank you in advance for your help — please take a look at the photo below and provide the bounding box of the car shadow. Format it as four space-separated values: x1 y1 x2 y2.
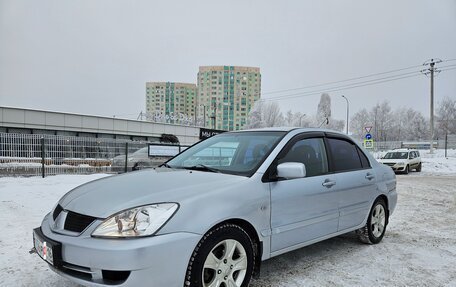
250 232 364 286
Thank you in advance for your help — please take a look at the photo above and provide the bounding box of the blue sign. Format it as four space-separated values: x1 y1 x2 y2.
365 133 372 140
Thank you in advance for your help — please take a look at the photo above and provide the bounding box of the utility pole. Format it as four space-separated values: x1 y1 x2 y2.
422 59 442 154
342 95 349 134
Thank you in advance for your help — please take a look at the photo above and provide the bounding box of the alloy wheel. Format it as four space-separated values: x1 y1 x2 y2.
202 239 248 287
371 204 386 238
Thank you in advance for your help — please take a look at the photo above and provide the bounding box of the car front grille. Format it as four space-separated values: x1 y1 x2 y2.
64 211 97 233
384 163 395 167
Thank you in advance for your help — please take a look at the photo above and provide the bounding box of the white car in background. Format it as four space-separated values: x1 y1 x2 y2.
378 149 422 174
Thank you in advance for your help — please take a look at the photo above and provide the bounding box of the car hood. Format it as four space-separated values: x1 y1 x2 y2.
378 159 407 164
59 168 247 218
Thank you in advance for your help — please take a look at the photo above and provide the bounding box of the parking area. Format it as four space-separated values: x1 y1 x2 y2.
0 173 455 286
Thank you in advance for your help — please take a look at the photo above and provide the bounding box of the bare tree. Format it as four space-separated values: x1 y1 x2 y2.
284 110 310 127
436 97 456 137
372 101 392 141
350 108 371 139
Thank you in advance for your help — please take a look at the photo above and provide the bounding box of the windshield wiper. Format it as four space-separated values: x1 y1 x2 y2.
159 162 172 168
184 164 220 173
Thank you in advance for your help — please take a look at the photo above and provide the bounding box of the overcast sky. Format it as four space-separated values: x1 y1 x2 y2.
1 0 455 122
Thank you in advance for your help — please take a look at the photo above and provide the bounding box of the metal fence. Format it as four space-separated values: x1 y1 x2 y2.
0 133 177 177
1 132 455 177
356 136 456 152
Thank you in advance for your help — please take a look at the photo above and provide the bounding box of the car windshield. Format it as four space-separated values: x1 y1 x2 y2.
384 152 408 159
166 131 286 176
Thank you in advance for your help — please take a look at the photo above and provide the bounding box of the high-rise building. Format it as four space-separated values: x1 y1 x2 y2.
197 66 261 131
146 82 197 124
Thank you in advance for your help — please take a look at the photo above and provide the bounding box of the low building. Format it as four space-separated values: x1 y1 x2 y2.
0 106 199 145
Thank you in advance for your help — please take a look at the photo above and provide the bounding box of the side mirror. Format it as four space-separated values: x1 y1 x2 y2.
277 162 306 179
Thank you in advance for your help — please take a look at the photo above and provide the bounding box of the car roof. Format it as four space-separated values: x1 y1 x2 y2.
231 127 346 134
390 149 418 152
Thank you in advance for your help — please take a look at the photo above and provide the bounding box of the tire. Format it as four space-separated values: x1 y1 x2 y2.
184 224 255 287
357 198 388 244
404 165 409 174
416 163 422 172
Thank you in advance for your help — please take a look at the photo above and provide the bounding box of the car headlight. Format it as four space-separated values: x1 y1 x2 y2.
396 162 405 166
92 203 178 238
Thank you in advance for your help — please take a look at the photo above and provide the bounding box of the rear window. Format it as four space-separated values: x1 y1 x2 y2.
357 147 371 168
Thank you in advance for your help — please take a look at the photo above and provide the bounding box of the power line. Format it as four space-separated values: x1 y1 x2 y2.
440 67 456 72
262 72 423 102
437 64 456 69
262 64 423 95
263 70 422 101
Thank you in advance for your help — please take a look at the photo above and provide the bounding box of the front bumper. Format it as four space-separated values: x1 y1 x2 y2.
35 214 201 287
383 163 407 172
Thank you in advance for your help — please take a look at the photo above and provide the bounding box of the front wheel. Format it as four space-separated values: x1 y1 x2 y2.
357 198 388 244
184 224 255 287
404 165 409 174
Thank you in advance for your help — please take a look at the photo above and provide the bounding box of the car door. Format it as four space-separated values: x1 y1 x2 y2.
268 134 339 253
325 135 376 231
409 151 419 169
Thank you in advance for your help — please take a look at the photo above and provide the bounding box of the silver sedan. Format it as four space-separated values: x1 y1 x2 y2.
33 128 397 287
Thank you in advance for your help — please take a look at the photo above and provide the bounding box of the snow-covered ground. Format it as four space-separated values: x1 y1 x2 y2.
0 150 455 287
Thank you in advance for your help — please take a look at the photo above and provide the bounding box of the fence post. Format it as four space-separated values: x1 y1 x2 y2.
445 133 448 158
124 142 128 173
41 137 45 178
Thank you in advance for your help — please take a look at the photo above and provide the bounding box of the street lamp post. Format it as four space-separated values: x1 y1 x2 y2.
342 95 350 134
299 114 306 127
198 104 207 127
203 105 206 127
210 103 217 129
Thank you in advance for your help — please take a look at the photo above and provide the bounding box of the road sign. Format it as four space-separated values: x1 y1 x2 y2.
363 139 374 149
365 133 372 140
365 126 372 133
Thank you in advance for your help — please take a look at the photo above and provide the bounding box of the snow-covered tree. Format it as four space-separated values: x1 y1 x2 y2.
350 102 429 141
246 101 284 128
317 93 332 121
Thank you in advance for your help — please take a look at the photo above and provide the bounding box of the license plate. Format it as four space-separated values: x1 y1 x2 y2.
33 228 61 266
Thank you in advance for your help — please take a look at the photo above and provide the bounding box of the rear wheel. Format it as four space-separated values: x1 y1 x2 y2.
416 163 422 172
357 198 388 244
184 224 254 287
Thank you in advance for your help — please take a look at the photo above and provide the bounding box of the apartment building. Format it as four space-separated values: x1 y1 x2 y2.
145 66 261 131
197 66 261 131
145 82 197 124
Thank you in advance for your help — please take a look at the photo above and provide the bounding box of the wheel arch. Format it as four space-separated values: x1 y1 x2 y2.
209 218 263 277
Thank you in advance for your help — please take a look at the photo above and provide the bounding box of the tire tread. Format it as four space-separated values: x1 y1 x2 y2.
184 223 255 287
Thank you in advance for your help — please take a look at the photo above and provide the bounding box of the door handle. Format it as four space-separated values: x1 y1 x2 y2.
365 173 375 180
322 179 336 188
